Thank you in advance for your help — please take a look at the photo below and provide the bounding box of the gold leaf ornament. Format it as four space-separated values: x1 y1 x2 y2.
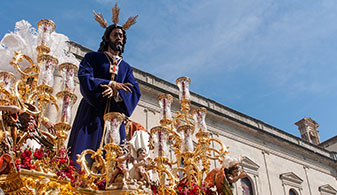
92 10 108 29
93 2 138 30
122 15 138 30
111 2 120 25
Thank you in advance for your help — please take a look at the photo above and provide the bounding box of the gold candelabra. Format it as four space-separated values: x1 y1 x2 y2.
76 111 142 191
54 62 78 151
0 19 83 194
147 76 228 194
5 19 78 153
75 76 229 194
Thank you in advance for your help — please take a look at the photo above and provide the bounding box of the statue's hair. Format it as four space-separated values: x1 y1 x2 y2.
225 164 239 175
97 24 127 53
136 147 146 157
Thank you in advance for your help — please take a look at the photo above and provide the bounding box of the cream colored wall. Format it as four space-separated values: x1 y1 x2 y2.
266 154 305 195
306 167 337 195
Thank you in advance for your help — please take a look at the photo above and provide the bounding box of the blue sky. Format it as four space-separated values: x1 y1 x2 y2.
1 0 337 142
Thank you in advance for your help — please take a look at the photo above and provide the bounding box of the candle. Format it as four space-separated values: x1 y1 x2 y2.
183 128 193 152
177 125 194 152
59 63 78 92
56 91 77 124
176 76 191 101
0 72 15 98
151 126 169 157
61 95 70 123
192 107 207 132
37 54 58 87
158 94 173 122
37 19 55 47
103 112 124 145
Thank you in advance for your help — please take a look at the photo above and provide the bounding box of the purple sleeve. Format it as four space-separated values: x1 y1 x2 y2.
78 53 110 108
118 66 141 117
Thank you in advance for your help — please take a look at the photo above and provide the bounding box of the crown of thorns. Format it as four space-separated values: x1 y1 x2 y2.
93 2 138 30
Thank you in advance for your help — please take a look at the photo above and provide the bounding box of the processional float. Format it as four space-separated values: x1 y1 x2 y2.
0 19 246 195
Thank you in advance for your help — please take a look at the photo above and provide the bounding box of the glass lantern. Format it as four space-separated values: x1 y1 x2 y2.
158 94 173 124
59 63 78 91
37 19 55 47
56 91 77 124
37 54 58 87
176 76 191 101
151 126 169 157
103 112 124 145
0 72 15 99
178 125 194 152
192 107 207 132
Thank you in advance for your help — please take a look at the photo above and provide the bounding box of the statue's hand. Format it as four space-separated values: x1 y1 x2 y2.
111 82 133 94
101 82 134 98
101 84 114 98
43 121 56 135
240 170 247 178
42 117 56 135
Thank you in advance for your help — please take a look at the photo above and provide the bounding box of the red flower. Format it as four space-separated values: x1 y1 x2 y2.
65 171 73 179
23 159 31 167
34 151 43 159
59 158 67 165
23 156 32 165
29 163 35 170
21 150 32 159
15 160 21 165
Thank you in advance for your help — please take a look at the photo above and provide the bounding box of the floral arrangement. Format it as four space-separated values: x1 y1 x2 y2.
15 147 46 170
15 147 77 183
52 148 76 183
14 146 217 194
150 180 216 195
176 180 216 195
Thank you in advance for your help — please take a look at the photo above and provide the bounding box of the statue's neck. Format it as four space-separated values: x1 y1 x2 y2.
107 47 120 57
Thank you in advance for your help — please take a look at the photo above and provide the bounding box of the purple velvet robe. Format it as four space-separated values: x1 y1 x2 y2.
67 52 141 168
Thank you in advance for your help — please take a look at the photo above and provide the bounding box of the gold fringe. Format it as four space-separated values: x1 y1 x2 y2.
122 15 138 30
93 10 108 29
111 2 120 25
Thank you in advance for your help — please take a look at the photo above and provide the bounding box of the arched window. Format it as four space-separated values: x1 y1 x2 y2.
241 177 253 195
289 189 298 195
